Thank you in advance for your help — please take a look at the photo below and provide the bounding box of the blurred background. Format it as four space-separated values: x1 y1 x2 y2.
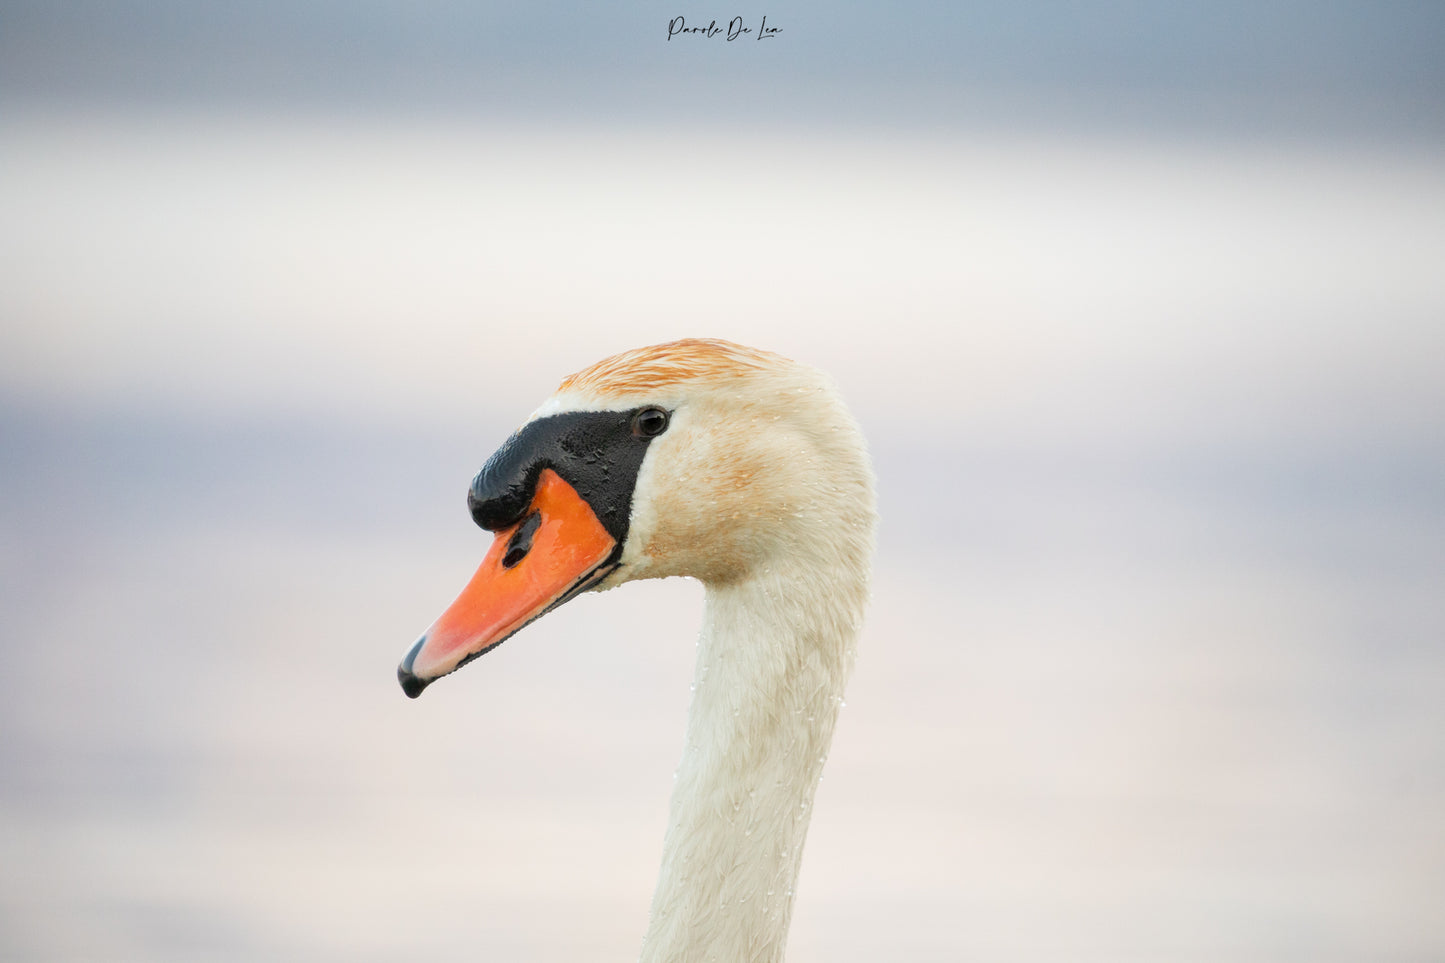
2 2 1443 960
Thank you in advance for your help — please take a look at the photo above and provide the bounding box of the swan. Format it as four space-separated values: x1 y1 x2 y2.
398 338 875 962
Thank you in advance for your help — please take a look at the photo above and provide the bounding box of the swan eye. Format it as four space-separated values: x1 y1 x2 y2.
632 407 670 438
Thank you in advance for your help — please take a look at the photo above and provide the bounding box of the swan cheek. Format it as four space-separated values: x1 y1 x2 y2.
397 469 617 697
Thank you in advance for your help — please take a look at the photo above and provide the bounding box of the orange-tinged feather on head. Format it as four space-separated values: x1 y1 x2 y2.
557 338 786 398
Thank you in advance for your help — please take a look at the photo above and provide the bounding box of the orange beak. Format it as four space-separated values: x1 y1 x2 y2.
398 468 618 696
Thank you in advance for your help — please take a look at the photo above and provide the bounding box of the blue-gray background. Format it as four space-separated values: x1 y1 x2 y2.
2 3 1443 960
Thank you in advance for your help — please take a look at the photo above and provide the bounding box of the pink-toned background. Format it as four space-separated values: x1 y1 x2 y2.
3 5 1443 960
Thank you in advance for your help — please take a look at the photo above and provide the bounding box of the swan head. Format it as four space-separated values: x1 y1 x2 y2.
398 338 875 697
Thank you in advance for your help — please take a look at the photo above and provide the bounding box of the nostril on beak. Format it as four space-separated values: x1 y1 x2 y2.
501 511 542 569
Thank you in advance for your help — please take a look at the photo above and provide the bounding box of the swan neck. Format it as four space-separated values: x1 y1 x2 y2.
639 569 859 963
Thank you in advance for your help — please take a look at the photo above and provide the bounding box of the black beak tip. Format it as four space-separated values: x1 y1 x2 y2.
398 635 431 699
398 666 430 699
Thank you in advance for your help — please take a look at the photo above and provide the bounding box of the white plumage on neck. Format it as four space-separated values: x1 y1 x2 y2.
640 562 863 963
589 351 874 962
